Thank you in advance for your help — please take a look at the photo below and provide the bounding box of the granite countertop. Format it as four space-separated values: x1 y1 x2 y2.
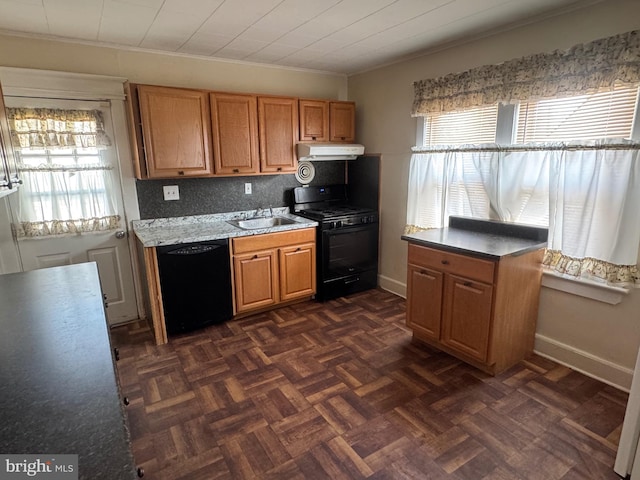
0 263 137 480
132 207 318 247
401 216 549 260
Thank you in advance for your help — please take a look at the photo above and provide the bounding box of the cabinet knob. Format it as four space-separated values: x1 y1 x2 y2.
296 247 301 251
277 167 282 171
123 397 130 406
137 467 145 477
252 254 258 259
178 170 185 176
463 281 472 287
441 260 449 265
114 347 120 361
311 136 317 140
233 168 239 173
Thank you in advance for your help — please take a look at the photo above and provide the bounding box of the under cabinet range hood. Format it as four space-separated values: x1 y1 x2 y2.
297 143 364 161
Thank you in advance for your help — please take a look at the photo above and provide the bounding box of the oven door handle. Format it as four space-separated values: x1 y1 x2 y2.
344 277 360 285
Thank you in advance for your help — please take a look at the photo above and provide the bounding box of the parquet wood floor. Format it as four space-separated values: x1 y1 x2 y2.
111 288 628 479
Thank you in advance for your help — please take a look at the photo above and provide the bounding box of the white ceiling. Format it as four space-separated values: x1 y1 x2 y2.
0 0 599 75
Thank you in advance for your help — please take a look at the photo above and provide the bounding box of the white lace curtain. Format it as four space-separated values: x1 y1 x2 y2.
7 107 120 238
405 141 640 287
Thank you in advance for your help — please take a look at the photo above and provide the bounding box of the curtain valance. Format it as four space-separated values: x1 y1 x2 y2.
412 30 640 116
7 108 112 149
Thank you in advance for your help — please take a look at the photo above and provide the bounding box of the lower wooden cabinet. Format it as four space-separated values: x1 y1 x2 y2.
406 243 543 374
232 228 316 314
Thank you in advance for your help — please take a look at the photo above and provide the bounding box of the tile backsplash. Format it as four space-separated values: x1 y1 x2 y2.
136 162 345 219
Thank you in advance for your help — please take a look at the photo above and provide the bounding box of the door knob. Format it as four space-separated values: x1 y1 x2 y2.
115 230 126 239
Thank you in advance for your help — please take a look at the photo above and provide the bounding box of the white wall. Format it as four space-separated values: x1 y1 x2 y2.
348 0 640 390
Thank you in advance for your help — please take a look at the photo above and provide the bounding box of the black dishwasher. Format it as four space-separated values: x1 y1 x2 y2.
156 239 233 335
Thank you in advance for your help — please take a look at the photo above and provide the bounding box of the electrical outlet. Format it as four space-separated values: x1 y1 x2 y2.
163 185 180 201
244 183 252 195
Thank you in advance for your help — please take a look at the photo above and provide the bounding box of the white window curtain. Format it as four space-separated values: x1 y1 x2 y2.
7 108 120 238
406 141 640 287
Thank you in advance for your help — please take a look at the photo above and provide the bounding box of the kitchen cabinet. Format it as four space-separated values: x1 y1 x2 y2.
127 83 214 179
0 81 20 198
299 99 329 142
329 101 356 142
406 242 543 374
299 99 356 143
232 228 315 314
258 96 299 173
210 93 259 174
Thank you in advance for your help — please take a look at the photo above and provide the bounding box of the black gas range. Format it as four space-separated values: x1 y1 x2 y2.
293 185 379 300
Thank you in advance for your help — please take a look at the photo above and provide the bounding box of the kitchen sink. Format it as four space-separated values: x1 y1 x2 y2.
227 216 299 230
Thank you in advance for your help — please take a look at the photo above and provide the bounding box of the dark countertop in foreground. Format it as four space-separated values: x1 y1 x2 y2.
401 216 548 260
0 263 137 480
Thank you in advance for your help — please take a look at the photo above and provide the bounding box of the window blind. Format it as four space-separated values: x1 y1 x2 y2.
423 104 498 146
516 86 639 143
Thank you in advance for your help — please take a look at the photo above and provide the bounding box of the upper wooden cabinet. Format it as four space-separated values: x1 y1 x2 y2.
299 100 329 142
130 84 213 179
210 93 259 175
329 101 356 142
258 96 298 173
299 99 356 143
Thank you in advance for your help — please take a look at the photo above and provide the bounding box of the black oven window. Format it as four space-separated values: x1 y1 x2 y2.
324 227 378 278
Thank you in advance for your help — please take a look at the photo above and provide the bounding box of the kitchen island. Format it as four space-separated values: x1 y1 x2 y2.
0 263 137 479
402 216 548 374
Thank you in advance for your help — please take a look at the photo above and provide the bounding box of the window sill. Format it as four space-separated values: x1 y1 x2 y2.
541 270 629 305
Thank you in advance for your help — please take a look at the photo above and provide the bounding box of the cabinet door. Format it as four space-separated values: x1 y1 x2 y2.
138 85 213 178
233 250 278 313
279 242 316 302
441 274 493 362
0 82 20 198
258 96 298 173
329 101 355 142
406 264 443 341
211 93 259 174
299 100 328 142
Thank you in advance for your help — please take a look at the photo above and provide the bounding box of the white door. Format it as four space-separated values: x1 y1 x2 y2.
5 97 138 325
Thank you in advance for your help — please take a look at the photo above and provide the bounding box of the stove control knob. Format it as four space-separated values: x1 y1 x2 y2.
335 220 343 228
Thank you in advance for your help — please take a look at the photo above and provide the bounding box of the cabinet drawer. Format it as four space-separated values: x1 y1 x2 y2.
408 244 495 284
232 228 315 254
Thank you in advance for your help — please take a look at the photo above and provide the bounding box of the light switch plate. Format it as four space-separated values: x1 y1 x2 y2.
244 183 252 195
163 185 179 201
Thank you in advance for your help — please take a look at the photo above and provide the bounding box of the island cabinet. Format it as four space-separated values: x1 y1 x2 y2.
299 99 356 143
128 83 213 179
406 242 544 375
231 228 316 314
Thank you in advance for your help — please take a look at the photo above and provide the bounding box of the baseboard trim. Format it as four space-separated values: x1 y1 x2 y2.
534 333 633 392
378 275 406 298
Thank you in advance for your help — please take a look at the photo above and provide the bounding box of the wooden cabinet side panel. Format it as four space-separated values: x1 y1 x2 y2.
441 274 493 362
138 85 213 178
143 247 168 345
233 250 279 313
299 100 329 142
124 82 147 179
329 101 355 142
406 264 443 341
211 93 259 174
258 96 298 173
279 242 316 301
489 249 544 371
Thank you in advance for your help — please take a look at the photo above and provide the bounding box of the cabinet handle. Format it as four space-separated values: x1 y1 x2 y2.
114 347 120 361
463 281 473 287
311 136 316 140
296 247 301 251
123 397 130 406
441 260 449 265
277 167 282 171
233 168 239 173
137 467 145 478
178 170 185 176
252 254 258 259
